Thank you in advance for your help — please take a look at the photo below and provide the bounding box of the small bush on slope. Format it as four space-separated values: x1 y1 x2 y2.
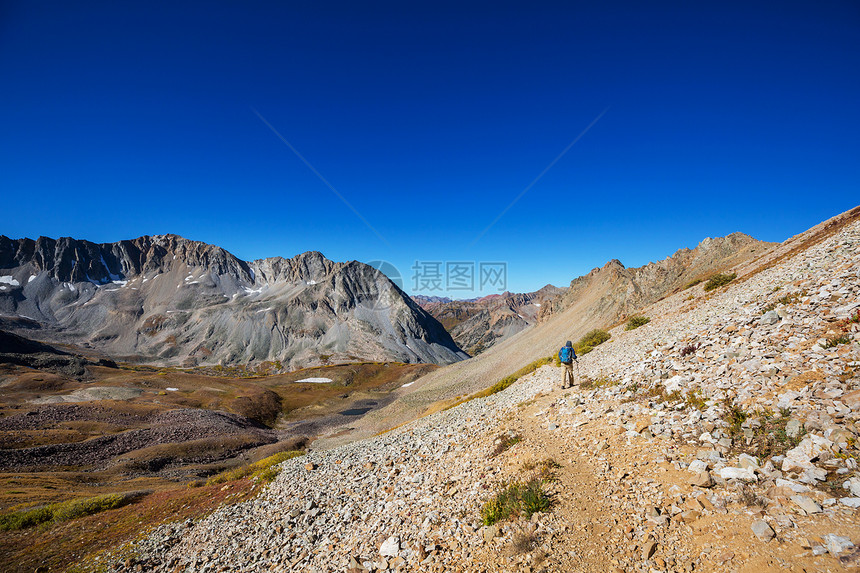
0 491 148 531
703 272 737 292
205 450 305 486
575 329 611 355
625 316 650 330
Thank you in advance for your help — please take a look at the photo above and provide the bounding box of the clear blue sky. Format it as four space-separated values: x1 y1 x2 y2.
2 1 858 297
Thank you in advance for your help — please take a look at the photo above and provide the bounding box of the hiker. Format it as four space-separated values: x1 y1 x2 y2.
559 340 577 389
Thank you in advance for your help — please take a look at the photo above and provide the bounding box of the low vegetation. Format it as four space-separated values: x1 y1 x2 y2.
575 329 611 355
579 376 617 390
0 491 147 531
823 335 852 349
471 357 553 400
683 278 703 290
205 450 305 486
481 479 552 526
481 459 558 525
732 408 807 460
490 433 522 457
680 343 699 357
703 272 737 292
624 315 650 331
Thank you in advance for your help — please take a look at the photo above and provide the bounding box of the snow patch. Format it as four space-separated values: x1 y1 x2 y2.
0 276 20 286
111 280 128 287
307 280 317 285
533 303 541 307
99 255 121 281
166 387 179 392
243 286 263 295
401 381 414 388
294 377 333 384
28 275 37 283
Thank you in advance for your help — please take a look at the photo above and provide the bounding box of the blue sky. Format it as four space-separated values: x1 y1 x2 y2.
2 1 858 297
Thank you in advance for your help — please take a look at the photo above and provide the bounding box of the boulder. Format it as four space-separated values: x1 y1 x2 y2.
379 536 400 557
790 496 822 515
824 534 855 556
751 520 775 542
844 477 860 497
782 435 834 474
718 467 757 481
759 311 781 326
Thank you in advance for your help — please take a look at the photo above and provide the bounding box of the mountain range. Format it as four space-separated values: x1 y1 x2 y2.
414 286 565 355
0 235 466 369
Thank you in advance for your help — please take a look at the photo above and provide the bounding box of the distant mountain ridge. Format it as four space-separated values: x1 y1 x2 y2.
0 234 467 369
414 285 565 355
537 231 773 323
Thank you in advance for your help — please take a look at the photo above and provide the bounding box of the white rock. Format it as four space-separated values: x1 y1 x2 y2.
664 375 687 393
844 477 860 497
839 497 860 508
782 435 834 473
776 478 810 493
379 535 400 557
824 533 855 556
687 460 708 473
718 467 757 481
738 453 760 471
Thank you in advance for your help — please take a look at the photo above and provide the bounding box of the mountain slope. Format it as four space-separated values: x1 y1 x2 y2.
415 285 565 355
122 205 860 573
0 235 466 368
313 228 815 447
537 231 771 323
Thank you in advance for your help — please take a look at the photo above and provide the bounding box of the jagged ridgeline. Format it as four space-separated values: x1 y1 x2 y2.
0 235 467 368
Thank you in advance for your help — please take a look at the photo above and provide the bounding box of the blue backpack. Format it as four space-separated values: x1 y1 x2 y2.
559 346 574 364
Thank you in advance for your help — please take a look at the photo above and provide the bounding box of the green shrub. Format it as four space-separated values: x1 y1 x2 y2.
481 478 553 525
574 329 610 355
580 329 611 347
474 357 552 399
683 278 703 290
0 492 145 531
703 272 737 292
519 479 552 515
625 316 650 331
206 450 305 486
823 335 852 349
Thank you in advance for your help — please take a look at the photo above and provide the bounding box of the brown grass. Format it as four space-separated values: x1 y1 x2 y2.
0 480 257 573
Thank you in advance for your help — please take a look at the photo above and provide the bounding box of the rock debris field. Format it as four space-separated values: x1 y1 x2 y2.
114 218 860 572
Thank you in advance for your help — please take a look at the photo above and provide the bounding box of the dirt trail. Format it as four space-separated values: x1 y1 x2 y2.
470 375 860 572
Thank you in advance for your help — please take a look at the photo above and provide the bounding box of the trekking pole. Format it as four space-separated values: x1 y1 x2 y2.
575 359 581 381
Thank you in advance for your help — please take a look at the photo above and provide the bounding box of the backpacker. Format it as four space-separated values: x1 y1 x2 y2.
559 346 573 364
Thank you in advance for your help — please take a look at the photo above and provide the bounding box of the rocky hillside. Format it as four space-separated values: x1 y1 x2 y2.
0 235 466 369
330 232 775 447
537 232 773 324
114 206 860 572
417 286 565 355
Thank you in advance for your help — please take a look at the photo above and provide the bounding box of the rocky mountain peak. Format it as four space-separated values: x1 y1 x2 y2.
0 234 466 368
